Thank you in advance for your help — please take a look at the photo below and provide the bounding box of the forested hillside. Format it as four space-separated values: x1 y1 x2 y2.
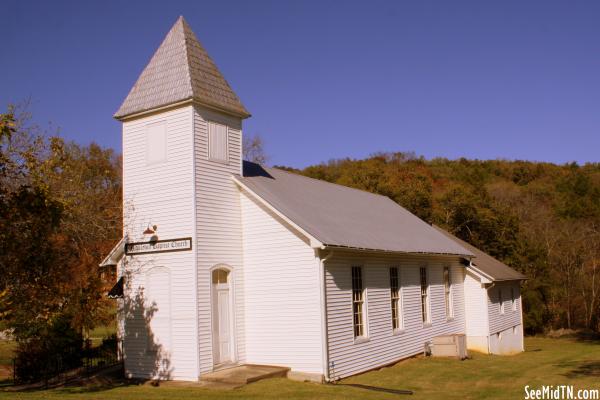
277 152 600 333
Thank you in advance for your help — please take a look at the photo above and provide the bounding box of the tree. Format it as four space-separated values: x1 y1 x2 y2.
0 105 122 380
243 133 267 164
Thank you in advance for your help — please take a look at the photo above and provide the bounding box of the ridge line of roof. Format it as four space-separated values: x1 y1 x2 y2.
266 166 394 201
181 18 195 109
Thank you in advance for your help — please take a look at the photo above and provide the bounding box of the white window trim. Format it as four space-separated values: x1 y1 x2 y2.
351 266 369 343
389 266 404 333
499 288 505 315
207 120 229 163
145 121 167 166
420 265 431 327
444 265 454 320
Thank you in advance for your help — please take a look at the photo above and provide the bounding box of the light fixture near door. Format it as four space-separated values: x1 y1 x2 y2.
143 223 159 241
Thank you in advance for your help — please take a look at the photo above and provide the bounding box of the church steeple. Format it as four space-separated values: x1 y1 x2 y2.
114 16 250 120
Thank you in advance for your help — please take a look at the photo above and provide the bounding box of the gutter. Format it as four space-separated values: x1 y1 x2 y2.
466 261 495 284
318 249 334 382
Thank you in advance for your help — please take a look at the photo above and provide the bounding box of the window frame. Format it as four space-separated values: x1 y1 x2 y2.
212 268 230 285
207 120 229 163
419 266 431 326
499 288 505 315
389 267 404 332
443 266 454 320
145 121 167 165
351 266 368 341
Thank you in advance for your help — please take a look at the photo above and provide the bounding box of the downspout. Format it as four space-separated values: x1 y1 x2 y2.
318 249 334 382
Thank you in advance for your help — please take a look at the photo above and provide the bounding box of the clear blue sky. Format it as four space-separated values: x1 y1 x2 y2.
2 0 599 167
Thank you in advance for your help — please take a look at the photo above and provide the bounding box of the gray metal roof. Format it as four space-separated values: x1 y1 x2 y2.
114 16 250 120
432 225 526 281
238 162 473 256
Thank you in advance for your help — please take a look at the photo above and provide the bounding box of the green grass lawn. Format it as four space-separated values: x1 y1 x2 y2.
88 324 117 346
2 337 599 400
0 341 16 367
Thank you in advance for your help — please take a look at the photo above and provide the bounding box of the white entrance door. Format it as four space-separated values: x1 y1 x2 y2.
212 268 232 366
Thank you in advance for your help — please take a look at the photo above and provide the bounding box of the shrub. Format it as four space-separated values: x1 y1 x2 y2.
14 316 83 383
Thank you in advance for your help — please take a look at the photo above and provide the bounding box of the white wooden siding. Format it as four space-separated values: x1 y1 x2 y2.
463 271 490 352
193 106 245 374
145 267 172 352
487 281 522 335
240 190 323 373
464 271 489 337
489 324 523 354
121 106 198 380
325 252 466 379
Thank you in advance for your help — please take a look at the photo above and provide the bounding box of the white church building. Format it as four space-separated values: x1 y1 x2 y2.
101 16 526 382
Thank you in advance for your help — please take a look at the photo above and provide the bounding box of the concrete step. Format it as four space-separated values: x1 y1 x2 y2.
201 364 290 385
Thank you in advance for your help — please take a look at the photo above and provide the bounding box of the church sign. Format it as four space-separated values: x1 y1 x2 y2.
125 237 192 255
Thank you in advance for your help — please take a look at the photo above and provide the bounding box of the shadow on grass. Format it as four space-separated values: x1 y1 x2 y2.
558 361 600 379
4 366 160 395
334 383 413 395
56 376 138 394
4 282 172 394
0 378 13 388
543 331 600 345
572 331 600 344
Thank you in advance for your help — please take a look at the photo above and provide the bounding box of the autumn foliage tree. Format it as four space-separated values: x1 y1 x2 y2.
0 105 121 379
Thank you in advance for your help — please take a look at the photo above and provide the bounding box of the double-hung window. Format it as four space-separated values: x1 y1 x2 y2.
444 266 453 319
389 267 403 331
352 266 366 338
420 266 430 324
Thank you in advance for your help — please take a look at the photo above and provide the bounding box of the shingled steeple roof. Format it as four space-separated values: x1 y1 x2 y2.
114 16 250 120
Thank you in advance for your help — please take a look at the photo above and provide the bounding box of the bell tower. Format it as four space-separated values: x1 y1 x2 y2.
115 16 250 380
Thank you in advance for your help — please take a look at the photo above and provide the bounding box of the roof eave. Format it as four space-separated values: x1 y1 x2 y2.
99 237 126 267
467 263 527 283
466 264 495 284
114 98 251 122
489 276 529 283
320 244 473 258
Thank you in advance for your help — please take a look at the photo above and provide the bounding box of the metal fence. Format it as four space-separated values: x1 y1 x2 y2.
12 343 122 387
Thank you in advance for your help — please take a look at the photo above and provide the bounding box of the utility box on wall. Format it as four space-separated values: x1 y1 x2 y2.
431 334 468 359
